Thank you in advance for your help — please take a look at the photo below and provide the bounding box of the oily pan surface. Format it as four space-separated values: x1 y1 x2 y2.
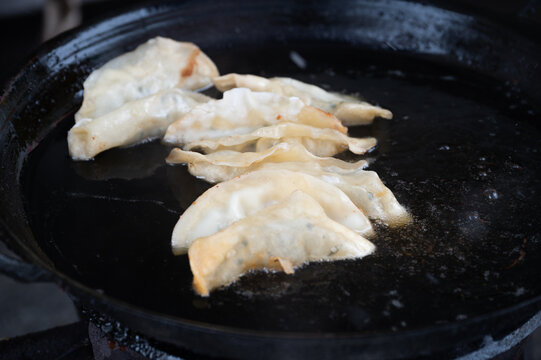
21 42 541 334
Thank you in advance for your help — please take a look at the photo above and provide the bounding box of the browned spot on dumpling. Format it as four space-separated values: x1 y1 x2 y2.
180 48 201 79
269 256 294 274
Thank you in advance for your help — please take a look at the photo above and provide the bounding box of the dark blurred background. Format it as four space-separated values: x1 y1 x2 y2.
0 0 151 88
0 0 540 358
1 0 541 89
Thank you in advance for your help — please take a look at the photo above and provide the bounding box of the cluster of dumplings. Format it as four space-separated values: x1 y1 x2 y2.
69 37 410 296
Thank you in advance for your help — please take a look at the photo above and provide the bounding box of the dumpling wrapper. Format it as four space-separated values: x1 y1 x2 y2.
184 122 377 157
68 89 210 160
213 74 392 125
189 190 376 296
166 142 368 183
163 88 347 145
76 37 219 122
255 162 411 227
172 169 374 255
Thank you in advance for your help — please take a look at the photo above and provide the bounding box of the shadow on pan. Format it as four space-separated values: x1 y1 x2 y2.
1 0 541 359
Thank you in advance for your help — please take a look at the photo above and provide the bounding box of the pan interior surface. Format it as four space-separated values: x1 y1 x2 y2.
21 40 541 335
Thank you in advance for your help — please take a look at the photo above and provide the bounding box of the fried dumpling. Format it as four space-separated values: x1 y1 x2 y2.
166 142 368 183
189 190 376 296
256 162 411 227
68 89 210 160
184 122 376 157
213 74 392 125
163 88 347 145
75 37 219 122
171 169 374 255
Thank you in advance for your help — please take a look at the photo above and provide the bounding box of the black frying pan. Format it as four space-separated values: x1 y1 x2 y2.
1 1 541 358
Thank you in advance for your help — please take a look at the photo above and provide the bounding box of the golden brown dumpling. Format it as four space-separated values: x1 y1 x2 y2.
189 190 376 296
69 89 210 160
171 169 374 255
76 37 218 122
213 73 392 125
166 142 367 183
256 162 411 227
163 88 347 145
184 122 376 157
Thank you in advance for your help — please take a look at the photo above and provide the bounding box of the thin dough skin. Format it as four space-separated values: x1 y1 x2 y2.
184 122 377 157
168 141 409 226
189 191 376 296
76 37 219 122
68 89 210 160
163 88 347 145
213 73 392 125
256 162 411 227
166 142 368 183
171 169 374 255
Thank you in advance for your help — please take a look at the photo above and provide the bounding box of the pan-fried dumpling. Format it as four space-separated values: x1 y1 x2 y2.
184 122 376 157
166 142 368 183
189 190 376 296
172 169 374 255
163 88 347 145
68 89 210 160
76 37 219 122
255 162 411 226
213 74 392 125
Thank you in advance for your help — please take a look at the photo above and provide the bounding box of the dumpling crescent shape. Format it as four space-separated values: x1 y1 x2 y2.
213 73 392 125
166 142 368 183
68 89 210 160
184 122 376 157
256 162 411 227
163 88 347 145
171 169 374 255
76 37 219 122
189 190 376 296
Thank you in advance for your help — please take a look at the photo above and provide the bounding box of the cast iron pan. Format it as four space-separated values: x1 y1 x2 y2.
1 0 541 358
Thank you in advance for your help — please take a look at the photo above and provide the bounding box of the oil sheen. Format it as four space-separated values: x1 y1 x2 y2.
22 44 541 334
